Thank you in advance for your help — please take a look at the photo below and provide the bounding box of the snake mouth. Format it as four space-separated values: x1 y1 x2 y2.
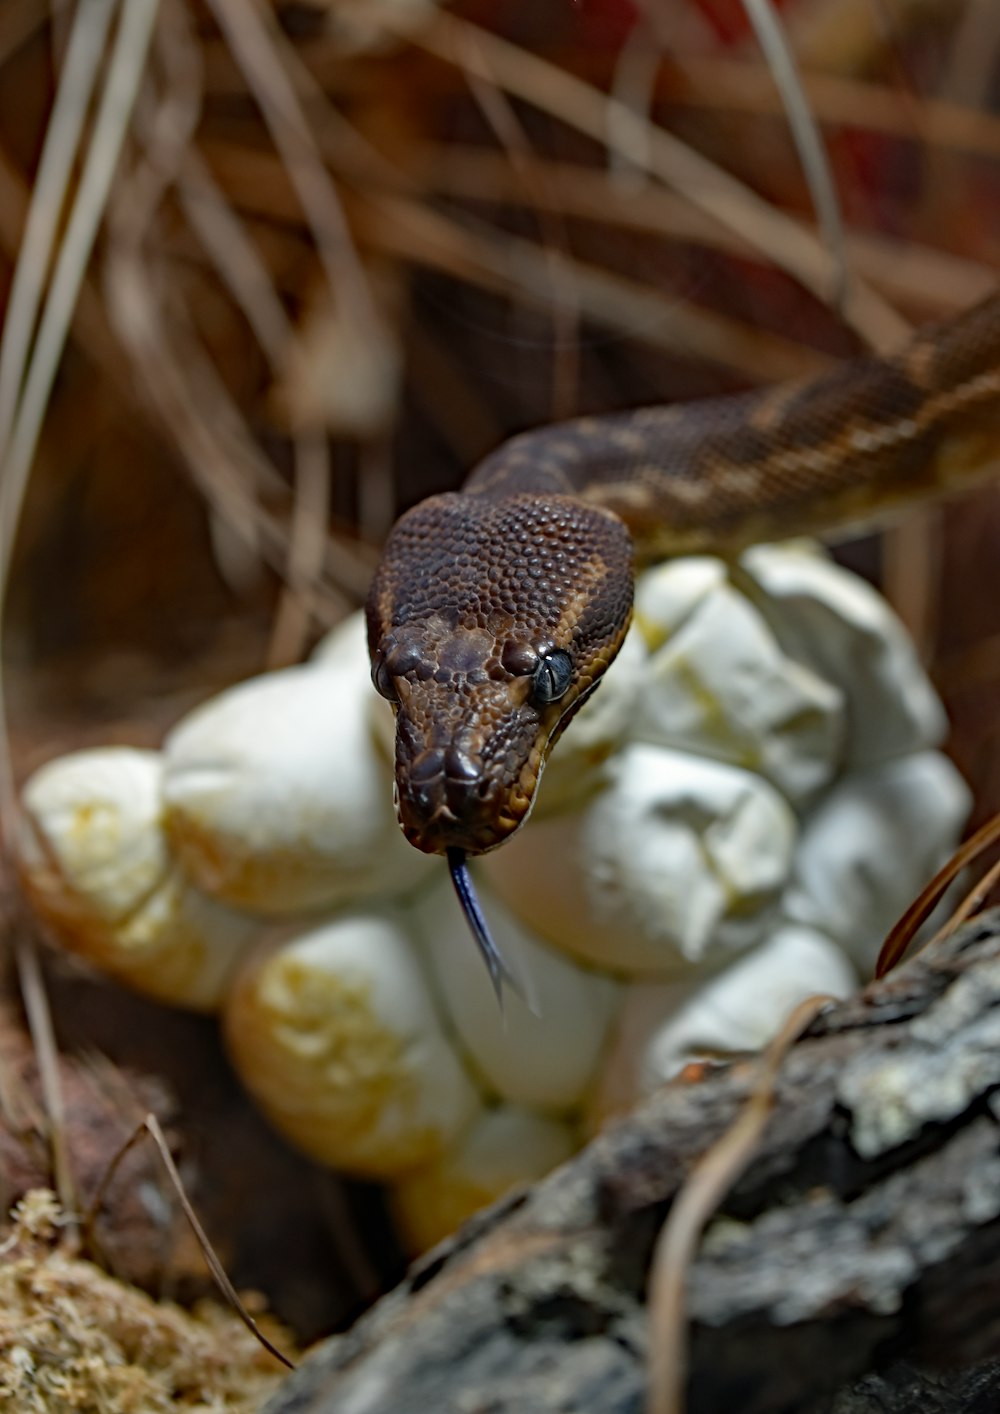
400 811 519 856
394 743 532 855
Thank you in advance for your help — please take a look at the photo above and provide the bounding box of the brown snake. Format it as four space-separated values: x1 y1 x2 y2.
367 291 1000 997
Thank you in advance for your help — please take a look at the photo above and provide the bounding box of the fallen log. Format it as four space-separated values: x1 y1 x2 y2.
264 911 1000 1414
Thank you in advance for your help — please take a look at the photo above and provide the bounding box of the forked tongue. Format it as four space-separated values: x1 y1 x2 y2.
446 848 534 1014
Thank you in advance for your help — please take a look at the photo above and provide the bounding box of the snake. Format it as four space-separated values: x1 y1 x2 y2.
366 290 1000 999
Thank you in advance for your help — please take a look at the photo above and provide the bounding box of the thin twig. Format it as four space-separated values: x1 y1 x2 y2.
457 24 581 421
0 0 117 465
206 0 381 344
0 0 160 834
0 0 158 1244
86 1112 296 1371
389 10 910 349
266 423 332 667
916 853 1000 961
646 995 836 1414
876 813 1000 977
742 0 851 320
607 15 662 187
618 54 1000 168
208 135 842 370
396 143 992 316
14 927 76 1239
178 150 335 658
178 151 291 362
353 191 834 384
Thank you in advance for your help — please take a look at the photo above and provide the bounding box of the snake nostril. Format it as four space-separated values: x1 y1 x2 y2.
444 746 481 783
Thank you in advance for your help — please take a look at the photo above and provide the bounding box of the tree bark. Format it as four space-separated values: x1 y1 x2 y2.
264 912 1000 1414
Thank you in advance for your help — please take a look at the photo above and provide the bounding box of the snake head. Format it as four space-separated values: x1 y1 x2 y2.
366 490 633 856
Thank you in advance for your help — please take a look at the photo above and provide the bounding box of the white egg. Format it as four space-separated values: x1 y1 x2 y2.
633 581 844 805
223 909 481 1178
482 745 797 975
783 751 971 972
739 542 948 764
389 1104 577 1253
16 748 257 1009
591 923 857 1126
413 875 619 1113
633 556 728 649
13 543 971 1249
537 622 648 816
309 609 373 670
162 614 432 914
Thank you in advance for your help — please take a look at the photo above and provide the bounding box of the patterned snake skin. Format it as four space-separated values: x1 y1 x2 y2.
366 292 1000 993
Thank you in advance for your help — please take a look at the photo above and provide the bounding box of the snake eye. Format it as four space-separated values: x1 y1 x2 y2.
371 658 398 703
531 649 573 705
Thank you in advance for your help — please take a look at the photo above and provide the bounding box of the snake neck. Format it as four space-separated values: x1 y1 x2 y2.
467 291 1000 558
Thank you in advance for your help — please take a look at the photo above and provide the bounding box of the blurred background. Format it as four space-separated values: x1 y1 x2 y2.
4 0 1000 817
3 0 1000 1348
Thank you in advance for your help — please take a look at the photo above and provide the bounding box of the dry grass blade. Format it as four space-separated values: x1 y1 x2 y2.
607 16 662 185
207 0 379 341
355 192 833 384
114 120 367 606
409 144 993 317
916 853 1000 958
876 812 1000 977
106 248 347 611
179 150 291 363
86 1112 296 1372
646 995 836 1414
457 24 580 421
659 58 1000 166
394 10 910 349
201 138 836 380
0 0 116 458
14 927 77 1237
178 151 334 660
0 140 134 381
742 0 851 321
267 424 332 668
0 0 158 1236
239 12 408 193
191 0 396 642
104 10 348 617
0 0 158 560
0 0 159 834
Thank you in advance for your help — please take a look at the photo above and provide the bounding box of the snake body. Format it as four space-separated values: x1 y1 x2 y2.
366 292 1000 991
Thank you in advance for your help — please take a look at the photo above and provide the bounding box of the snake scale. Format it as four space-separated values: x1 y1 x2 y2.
367 290 1000 996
